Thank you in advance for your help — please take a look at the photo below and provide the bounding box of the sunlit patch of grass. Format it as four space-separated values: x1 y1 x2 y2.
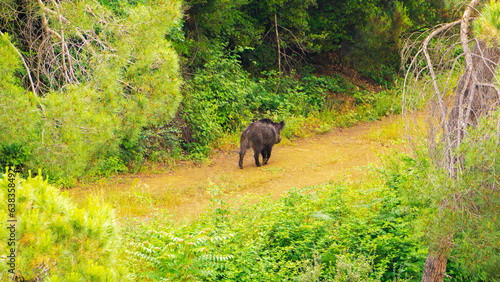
280 114 310 140
91 182 164 217
69 169 286 220
364 116 405 144
306 162 324 171
279 137 295 146
215 132 240 151
314 123 334 134
263 166 284 173
68 179 181 218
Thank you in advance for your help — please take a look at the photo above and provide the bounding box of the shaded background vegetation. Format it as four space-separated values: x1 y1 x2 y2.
175 0 450 158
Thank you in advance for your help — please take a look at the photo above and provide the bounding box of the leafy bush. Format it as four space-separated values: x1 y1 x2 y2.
414 109 500 281
138 125 183 163
181 47 260 154
0 172 124 281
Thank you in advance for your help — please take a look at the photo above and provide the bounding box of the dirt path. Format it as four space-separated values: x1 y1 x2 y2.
68 115 407 222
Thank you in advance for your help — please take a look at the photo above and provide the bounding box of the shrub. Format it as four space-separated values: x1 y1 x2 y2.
417 109 500 281
0 171 124 281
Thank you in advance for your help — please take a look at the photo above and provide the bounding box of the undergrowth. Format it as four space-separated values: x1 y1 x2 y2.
0 171 125 281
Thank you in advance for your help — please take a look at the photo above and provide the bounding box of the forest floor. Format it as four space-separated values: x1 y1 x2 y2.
67 115 409 222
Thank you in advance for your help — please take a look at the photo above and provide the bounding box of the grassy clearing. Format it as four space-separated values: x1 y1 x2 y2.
364 116 405 144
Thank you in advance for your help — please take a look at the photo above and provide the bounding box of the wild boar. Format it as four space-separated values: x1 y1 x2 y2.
239 118 285 169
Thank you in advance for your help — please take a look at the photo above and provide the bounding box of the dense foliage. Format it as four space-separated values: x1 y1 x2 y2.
0 171 123 280
180 0 450 78
0 0 183 185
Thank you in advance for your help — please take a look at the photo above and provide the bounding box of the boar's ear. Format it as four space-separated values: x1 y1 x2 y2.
279 121 285 130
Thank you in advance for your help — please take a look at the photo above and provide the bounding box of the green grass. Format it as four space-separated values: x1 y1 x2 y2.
364 116 405 144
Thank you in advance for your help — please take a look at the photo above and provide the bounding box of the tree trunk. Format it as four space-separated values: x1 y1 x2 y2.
449 40 500 132
421 238 452 282
422 2 483 281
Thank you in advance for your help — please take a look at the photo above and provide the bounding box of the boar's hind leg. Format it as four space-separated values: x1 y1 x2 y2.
253 146 262 167
262 146 271 164
254 151 261 167
239 134 252 169
239 150 245 169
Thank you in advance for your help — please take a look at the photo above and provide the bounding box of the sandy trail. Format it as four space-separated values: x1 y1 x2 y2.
68 115 406 222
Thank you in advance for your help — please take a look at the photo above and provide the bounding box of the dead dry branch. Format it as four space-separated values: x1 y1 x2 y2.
1 0 116 95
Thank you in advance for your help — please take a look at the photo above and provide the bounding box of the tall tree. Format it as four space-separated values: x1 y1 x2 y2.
0 0 183 183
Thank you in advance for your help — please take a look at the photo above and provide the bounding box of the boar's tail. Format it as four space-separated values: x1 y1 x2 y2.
239 134 250 153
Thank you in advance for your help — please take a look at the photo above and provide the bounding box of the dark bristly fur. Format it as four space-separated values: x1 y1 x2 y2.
239 119 285 169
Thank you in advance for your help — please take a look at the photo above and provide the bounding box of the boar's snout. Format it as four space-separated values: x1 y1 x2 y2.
276 133 282 144
275 121 285 143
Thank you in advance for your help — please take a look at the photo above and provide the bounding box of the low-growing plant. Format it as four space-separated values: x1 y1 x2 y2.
329 253 385 282
91 156 129 177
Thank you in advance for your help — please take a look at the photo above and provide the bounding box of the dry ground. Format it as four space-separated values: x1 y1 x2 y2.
67 115 408 222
